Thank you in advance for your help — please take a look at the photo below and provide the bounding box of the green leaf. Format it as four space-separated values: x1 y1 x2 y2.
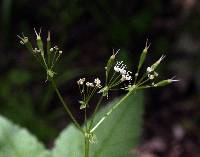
0 116 50 157
91 92 143 157
51 125 84 157
52 92 144 157
0 92 143 157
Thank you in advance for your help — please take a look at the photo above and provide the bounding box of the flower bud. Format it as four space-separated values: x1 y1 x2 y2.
154 78 179 87
34 28 44 54
151 55 165 70
106 49 120 77
17 35 33 53
47 31 51 66
137 39 150 73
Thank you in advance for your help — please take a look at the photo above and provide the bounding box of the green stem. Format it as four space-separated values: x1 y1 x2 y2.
109 73 121 87
51 79 83 133
89 95 104 130
84 133 90 157
137 73 147 85
84 107 87 130
90 88 136 133
108 71 116 85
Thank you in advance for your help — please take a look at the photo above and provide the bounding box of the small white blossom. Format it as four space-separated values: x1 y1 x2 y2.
86 82 90 86
77 78 85 85
148 74 155 80
114 61 131 74
86 82 94 87
54 45 59 50
114 66 119 72
119 68 126 75
147 67 153 73
114 61 132 82
33 48 41 53
20 41 25 45
121 74 132 82
59 50 63 54
121 75 126 82
114 61 125 74
50 48 54 52
94 78 102 88
125 75 132 81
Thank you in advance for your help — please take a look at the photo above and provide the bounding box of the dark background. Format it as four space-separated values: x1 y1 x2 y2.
0 0 200 157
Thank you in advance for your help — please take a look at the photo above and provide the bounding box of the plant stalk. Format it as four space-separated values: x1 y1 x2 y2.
89 95 104 130
84 133 90 157
51 79 83 133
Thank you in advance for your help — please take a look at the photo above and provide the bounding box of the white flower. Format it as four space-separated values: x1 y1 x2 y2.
86 82 94 87
94 78 102 88
50 48 54 52
125 75 132 81
114 61 132 82
114 61 124 73
114 66 120 72
114 61 125 74
121 75 126 81
119 68 126 75
121 74 132 82
114 61 132 75
54 45 59 50
147 67 153 73
148 74 154 80
86 82 90 86
33 48 41 53
77 78 85 85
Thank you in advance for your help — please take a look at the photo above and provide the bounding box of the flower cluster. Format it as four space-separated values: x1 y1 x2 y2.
147 66 158 80
78 42 179 101
114 61 132 81
77 77 102 109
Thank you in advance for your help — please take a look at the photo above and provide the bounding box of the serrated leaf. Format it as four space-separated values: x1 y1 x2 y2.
0 116 50 157
52 92 143 157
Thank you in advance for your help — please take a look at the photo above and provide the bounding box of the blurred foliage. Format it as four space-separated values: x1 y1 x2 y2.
0 115 50 157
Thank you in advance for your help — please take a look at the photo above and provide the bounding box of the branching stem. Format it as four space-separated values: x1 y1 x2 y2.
89 95 104 130
50 79 83 133
84 132 90 157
